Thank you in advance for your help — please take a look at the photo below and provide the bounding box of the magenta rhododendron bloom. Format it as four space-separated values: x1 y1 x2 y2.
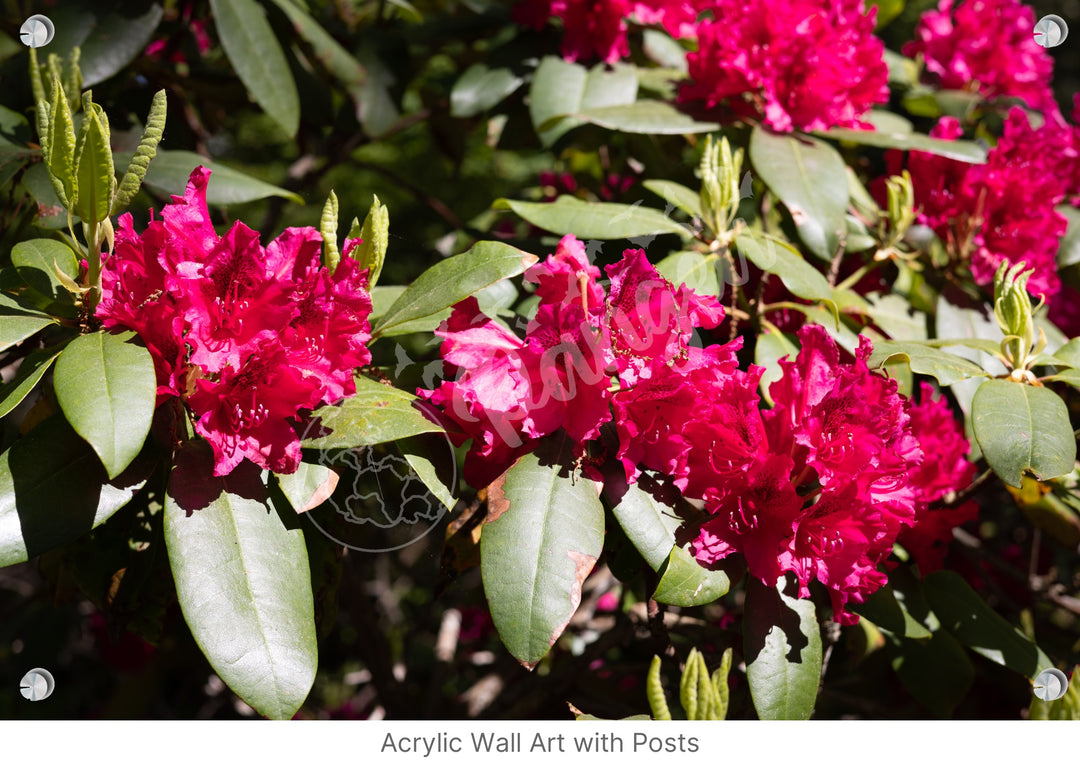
899 384 979 572
691 328 922 623
515 0 634 62
900 108 1067 299
904 0 1058 117
98 166 373 477
679 0 889 132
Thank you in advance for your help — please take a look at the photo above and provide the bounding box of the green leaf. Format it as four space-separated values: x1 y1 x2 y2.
971 380 1076 488
74 105 114 225
655 250 719 297
76 5 164 87
481 442 605 668
749 127 849 260
276 461 339 514
494 196 692 240
22 162 77 230
263 0 366 89
300 375 442 450
0 294 55 350
354 194 389 288
11 239 79 313
608 476 682 571
320 190 340 272
1057 206 1080 269
53 331 157 479
642 28 688 71
867 341 989 385
398 434 458 513
889 629 974 718
371 241 538 336
117 149 303 205
653 545 730 607
744 575 822 720
1053 337 1080 369
816 127 987 163
112 89 167 215
851 583 932 640
571 100 721 135
755 328 799 404
0 415 143 568
643 179 702 218
864 292 928 341
165 448 317 719
923 570 1053 677
868 0 905 29
451 64 524 118
210 0 300 138
733 231 833 302
0 344 65 420
529 57 637 146
46 79 76 207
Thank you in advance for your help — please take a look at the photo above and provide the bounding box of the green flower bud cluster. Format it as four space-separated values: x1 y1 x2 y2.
993 260 1046 380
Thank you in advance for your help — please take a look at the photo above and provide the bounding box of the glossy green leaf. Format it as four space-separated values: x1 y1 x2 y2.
0 345 65 420
481 443 605 668
851 583 932 640
74 105 114 225
733 230 833 302
642 28 688 71
354 194 389 288
370 278 517 336
22 162 77 230
320 190 340 272
864 292 928 341
451 64 524 118
529 57 637 146
1057 206 1080 269
53 331 157 479
494 195 692 240
371 241 535 336
0 294 55 350
264 0 366 89
165 449 317 719
572 100 720 135
608 476 682 571
77 5 164 87
300 375 443 450
655 251 719 297
0 415 143 568
1053 337 1080 369
118 149 303 205
210 0 300 138
276 461 339 514
643 179 702 218
816 127 987 163
398 434 458 512
653 545 730 607
868 341 989 385
749 127 849 260
112 89 167 215
755 328 799 404
46 79 76 207
889 629 974 718
11 239 79 313
923 570 1053 677
744 575 822 720
971 380 1076 488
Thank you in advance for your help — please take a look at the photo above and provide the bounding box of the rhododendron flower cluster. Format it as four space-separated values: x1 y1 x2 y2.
897 108 1068 299
97 166 373 477
421 237 977 622
515 0 890 132
904 0 1058 118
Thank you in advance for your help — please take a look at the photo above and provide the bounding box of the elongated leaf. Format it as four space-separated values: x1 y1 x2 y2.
643 179 702 218
733 230 833 302
1053 337 1080 369
971 380 1076 488
0 345 64 420
868 341 989 385
276 461 339 514
0 293 55 349
816 127 987 163
481 444 605 668
11 239 79 314
117 149 302 205
851 584 932 640
572 100 720 135
398 434 458 512
112 89 167 214
53 331 157 479
865 292 927 341
371 241 537 336
75 105 114 225
889 629 974 718
0 415 143 568
78 5 164 87
264 0 366 90
744 575 822 720
494 196 692 240
165 450 317 719
320 190 340 272
756 328 799 404
529 57 637 146
642 28 688 71
749 127 848 260
301 375 442 450
653 545 730 606
608 477 682 570
354 194 389 288
1057 206 1080 268
451 64 524 118
46 79 76 207
924 570 1053 677
211 0 300 138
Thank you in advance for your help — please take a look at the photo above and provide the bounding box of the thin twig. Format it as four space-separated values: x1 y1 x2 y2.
928 466 994 510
